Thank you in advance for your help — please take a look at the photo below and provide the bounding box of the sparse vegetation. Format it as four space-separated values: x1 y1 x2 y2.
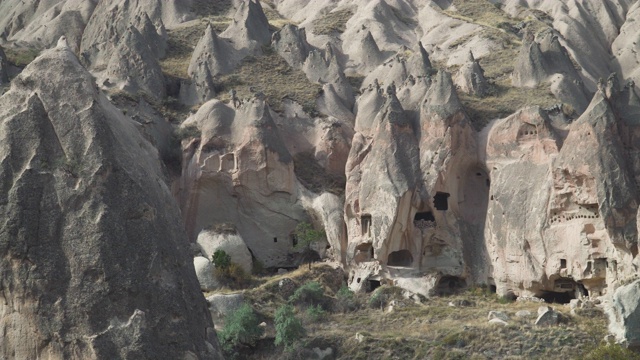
207 222 238 235
584 343 640 360
460 81 557 130
293 151 346 195
5 47 40 67
212 249 232 268
336 285 358 313
219 303 264 357
274 304 305 350
289 281 326 308
216 46 321 114
204 264 618 359
312 8 355 35
293 222 326 269
445 0 518 29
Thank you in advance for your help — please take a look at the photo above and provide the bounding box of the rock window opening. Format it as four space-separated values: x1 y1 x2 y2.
273 237 278 243
489 285 497 293
291 234 298 247
560 259 567 269
434 192 450 211
387 250 413 267
414 211 436 229
435 276 466 296
361 215 372 236
367 279 381 292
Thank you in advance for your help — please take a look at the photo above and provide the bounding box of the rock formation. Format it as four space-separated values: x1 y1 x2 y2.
104 26 166 101
485 88 639 299
455 51 488 97
346 72 482 296
220 0 271 53
182 24 239 105
80 0 169 69
197 230 253 273
177 98 309 267
357 31 387 72
272 24 312 69
512 29 583 89
0 42 220 359
0 0 97 51
607 279 640 349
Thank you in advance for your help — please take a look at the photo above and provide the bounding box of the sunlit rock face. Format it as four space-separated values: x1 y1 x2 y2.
0 45 221 360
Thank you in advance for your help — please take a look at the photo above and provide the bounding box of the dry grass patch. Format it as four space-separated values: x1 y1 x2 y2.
293 152 346 196
5 47 40 67
190 0 233 17
215 46 321 114
460 81 557 130
312 8 355 35
446 0 517 29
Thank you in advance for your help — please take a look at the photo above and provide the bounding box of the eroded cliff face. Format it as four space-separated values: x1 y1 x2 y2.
344 71 490 296
485 88 640 299
176 97 349 268
0 44 221 360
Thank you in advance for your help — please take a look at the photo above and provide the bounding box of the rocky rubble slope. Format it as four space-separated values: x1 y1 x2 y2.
5 0 640 352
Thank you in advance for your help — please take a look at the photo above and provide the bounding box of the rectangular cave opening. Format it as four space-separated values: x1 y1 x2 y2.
361 214 372 236
291 234 298 247
273 237 278 243
434 192 450 211
560 259 567 269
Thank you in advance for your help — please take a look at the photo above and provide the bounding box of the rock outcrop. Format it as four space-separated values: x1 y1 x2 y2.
0 43 220 359
104 26 166 101
197 230 253 273
80 0 169 69
177 98 308 267
220 0 271 53
512 30 580 88
0 0 97 51
346 72 482 296
485 89 639 298
607 279 640 349
357 31 387 72
454 51 488 97
272 24 312 69
181 24 240 105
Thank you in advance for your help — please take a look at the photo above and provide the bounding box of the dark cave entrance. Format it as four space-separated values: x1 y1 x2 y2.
538 279 588 304
367 279 381 292
387 250 413 267
414 212 435 222
435 276 466 296
434 192 450 211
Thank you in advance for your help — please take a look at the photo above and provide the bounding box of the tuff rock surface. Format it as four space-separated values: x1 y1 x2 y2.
0 44 220 359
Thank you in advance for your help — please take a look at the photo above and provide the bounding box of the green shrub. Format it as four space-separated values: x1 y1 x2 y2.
368 285 403 310
219 303 264 355
584 344 640 360
305 304 327 322
289 281 325 307
336 285 357 313
212 250 231 269
274 305 305 350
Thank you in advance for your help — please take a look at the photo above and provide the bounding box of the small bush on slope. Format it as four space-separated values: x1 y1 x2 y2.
219 303 264 356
